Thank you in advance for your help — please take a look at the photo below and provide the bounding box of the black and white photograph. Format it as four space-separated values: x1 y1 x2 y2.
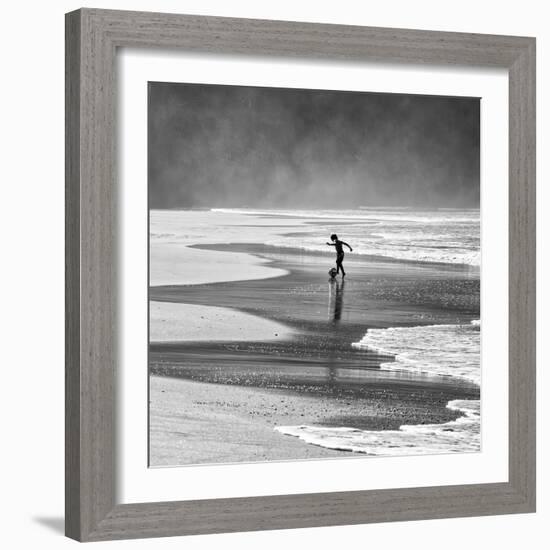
148 82 481 466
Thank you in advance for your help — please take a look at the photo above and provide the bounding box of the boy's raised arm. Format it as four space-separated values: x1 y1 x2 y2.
343 241 353 251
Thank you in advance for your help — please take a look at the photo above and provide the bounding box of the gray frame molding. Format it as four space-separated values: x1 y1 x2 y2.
65 8 536 542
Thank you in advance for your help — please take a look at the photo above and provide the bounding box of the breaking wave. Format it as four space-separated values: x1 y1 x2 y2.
276 321 481 456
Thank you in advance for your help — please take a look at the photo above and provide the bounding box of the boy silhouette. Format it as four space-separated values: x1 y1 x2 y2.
326 234 353 277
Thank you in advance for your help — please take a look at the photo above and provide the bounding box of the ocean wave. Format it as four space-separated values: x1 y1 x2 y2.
351 322 480 385
276 322 481 456
275 398 480 456
264 237 480 266
212 208 480 266
211 207 480 224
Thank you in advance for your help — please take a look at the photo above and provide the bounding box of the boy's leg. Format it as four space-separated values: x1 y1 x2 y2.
336 252 345 276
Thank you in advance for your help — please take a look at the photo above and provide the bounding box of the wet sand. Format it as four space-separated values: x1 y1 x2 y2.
150 372 478 466
150 376 345 465
149 243 479 466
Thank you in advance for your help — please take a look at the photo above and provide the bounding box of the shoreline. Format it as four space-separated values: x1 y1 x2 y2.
151 242 480 336
150 374 473 466
189 242 481 272
149 231 480 465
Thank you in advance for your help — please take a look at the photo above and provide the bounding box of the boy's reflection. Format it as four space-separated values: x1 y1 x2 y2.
328 278 345 323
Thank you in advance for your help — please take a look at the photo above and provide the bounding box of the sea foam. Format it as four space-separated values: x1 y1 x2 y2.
212 207 480 266
276 321 481 456
275 399 480 456
351 322 480 385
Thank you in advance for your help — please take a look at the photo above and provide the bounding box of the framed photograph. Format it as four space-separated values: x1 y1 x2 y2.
65 8 536 542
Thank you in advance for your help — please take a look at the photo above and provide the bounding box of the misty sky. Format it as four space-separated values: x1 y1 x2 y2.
148 82 479 209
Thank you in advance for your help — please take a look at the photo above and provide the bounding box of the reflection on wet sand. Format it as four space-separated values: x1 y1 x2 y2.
328 278 345 323
327 278 345 385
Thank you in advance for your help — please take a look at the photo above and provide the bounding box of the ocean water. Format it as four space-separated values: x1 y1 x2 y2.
276 321 481 456
212 207 480 266
275 399 480 455
352 322 480 385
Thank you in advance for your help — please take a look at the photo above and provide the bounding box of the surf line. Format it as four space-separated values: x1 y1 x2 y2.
275 320 481 456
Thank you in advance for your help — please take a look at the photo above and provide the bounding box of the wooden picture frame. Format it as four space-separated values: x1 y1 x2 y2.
65 8 536 542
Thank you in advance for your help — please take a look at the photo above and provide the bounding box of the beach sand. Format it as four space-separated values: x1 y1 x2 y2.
150 242 288 286
150 375 343 465
150 301 293 343
149 238 480 466
150 374 473 466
